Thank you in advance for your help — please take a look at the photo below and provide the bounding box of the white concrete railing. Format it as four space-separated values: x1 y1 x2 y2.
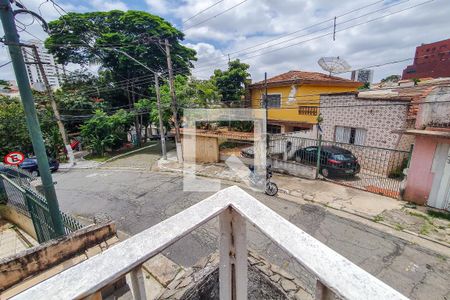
12 186 408 300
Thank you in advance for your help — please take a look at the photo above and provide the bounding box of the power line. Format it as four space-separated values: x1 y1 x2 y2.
183 0 249 31
183 0 225 24
176 0 435 77
0 60 12 68
226 0 386 56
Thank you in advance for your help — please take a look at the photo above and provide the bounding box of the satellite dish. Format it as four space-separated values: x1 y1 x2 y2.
318 57 351 76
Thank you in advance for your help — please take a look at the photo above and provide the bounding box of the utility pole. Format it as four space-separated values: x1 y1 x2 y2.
0 0 64 237
164 39 183 163
31 45 75 165
264 72 269 151
109 48 168 159
155 74 167 159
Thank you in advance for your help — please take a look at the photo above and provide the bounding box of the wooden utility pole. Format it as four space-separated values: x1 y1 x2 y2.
164 38 183 162
155 74 167 159
31 45 75 165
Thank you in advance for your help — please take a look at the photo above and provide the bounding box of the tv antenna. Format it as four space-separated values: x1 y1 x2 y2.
318 57 351 76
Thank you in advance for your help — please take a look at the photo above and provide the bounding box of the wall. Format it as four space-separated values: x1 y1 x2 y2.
0 222 117 292
0 205 37 240
182 135 220 163
320 94 411 150
402 38 450 79
416 86 450 128
404 136 437 204
250 85 358 124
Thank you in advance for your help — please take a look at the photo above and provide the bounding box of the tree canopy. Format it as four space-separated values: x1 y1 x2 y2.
212 59 250 102
45 10 196 80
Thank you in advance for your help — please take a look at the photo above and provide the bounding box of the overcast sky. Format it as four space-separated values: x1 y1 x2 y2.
0 0 449 83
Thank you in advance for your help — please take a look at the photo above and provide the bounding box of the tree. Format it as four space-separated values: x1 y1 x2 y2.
45 10 196 99
212 59 250 102
80 109 133 156
148 75 221 128
0 96 32 157
0 96 61 158
380 75 401 83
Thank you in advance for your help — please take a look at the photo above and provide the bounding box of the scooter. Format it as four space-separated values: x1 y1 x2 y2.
248 164 278 196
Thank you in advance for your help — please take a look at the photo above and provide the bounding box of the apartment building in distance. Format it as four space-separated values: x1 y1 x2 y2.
402 38 450 80
21 39 63 90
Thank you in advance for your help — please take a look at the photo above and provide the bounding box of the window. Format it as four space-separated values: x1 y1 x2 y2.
298 106 318 115
334 126 366 145
267 124 282 134
264 94 281 108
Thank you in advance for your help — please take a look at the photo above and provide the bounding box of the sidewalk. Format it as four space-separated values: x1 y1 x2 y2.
156 156 450 248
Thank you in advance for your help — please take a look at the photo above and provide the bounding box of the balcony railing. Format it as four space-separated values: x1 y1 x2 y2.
11 186 408 300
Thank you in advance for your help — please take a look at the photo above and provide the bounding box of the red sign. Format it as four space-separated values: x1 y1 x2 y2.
4 152 25 165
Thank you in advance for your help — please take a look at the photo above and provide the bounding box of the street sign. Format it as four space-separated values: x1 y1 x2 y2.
4 152 25 165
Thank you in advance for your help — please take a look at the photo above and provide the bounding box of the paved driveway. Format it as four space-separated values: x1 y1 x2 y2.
52 169 450 299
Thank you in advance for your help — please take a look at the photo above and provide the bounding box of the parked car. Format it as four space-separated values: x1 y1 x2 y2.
293 146 360 178
19 157 59 176
0 163 34 179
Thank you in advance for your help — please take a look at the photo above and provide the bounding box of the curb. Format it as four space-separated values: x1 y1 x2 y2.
158 164 450 251
98 143 158 165
277 188 450 250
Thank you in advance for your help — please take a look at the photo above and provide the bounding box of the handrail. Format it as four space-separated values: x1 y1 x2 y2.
12 186 408 300
1 174 26 193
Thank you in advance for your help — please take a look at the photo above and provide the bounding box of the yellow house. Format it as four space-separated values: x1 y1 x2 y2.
248 70 361 133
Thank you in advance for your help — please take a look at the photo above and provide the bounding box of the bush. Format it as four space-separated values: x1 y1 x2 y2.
80 109 133 156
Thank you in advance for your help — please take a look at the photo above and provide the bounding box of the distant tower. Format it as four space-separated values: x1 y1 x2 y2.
354 69 374 83
21 40 63 90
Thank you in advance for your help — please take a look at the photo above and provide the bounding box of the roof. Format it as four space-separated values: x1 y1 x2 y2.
358 78 450 118
249 70 361 88
398 129 450 139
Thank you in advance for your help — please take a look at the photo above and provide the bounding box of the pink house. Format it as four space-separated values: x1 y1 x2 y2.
403 85 450 210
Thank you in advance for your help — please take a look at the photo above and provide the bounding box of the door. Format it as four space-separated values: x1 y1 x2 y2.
428 143 450 210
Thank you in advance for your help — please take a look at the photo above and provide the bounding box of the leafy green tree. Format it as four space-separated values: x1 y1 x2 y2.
80 109 133 156
148 75 221 128
212 59 250 102
0 96 32 157
0 96 61 158
45 10 196 102
380 75 401 83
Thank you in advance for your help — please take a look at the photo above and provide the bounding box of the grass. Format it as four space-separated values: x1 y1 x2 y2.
373 215 384 222
84 141 161 162
408 210 432 222
419 223 432 235
394 223 405 231
426 209 450 221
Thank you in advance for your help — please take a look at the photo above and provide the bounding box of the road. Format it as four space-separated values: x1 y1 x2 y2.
52 168 449 299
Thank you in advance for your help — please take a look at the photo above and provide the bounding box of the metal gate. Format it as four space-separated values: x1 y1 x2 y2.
269 134 411 199
0 173 84 243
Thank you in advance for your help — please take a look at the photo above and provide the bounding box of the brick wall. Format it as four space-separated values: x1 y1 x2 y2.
320 94 411 150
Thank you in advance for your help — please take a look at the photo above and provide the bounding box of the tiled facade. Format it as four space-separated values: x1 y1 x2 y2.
320 93 413 150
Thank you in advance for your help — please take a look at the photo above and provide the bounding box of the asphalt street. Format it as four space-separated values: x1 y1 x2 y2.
52 168 450 299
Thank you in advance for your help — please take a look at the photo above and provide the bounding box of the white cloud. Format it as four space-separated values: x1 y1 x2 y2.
146 0 169 14
175 0 450 82
91 0 128 11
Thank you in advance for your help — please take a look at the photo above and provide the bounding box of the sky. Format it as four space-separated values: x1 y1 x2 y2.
0 0 449 83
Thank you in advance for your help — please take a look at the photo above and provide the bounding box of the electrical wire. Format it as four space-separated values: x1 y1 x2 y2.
183 0 249 31
183 0 225 24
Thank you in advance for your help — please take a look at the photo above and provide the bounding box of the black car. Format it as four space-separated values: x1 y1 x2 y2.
19 157 59 176
294 146 360 178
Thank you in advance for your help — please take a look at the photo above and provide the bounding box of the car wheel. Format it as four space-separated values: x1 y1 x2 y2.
31 170 39 177
321 168 330 178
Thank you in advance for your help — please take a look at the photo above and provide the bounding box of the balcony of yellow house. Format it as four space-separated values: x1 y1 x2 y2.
248 70 361 135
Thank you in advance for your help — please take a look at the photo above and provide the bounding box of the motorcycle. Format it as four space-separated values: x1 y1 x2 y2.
248 164 278 196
